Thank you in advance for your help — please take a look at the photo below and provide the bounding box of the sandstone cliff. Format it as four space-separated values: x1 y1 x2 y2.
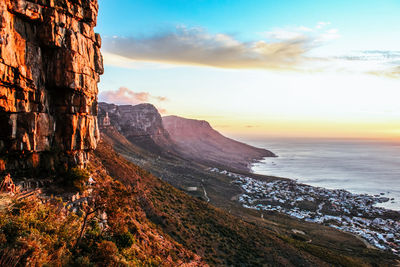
98 102 174 154
0 0 103 174
163 115 276 171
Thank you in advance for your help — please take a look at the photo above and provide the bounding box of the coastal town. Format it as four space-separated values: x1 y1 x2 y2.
210 168 400 256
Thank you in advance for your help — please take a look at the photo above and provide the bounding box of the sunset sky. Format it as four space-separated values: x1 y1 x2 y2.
96 0 400 139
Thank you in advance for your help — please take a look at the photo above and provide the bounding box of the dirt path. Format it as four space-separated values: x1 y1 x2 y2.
202 185 210 203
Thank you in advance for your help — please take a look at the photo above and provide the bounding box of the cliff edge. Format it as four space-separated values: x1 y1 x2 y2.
0 0 103 174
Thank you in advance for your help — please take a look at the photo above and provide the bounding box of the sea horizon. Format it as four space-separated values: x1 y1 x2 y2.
241 137 400 211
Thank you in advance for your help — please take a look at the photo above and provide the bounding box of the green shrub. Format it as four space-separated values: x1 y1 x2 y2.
114 231 134 249
64 167 90 192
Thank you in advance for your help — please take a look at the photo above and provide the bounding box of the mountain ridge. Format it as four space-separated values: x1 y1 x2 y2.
163 114 276 171
98 102 175 154
99 101 275 171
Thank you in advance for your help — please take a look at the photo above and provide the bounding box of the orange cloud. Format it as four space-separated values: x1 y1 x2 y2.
99 87 168 106
157 108 168 114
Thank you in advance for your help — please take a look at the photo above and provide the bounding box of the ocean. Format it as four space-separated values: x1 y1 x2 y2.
245 138 400 211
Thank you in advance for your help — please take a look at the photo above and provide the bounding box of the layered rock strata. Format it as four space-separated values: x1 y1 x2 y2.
0 0 103 174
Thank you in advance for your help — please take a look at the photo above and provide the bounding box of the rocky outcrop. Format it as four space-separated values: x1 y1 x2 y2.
163 115 276 171
98 102 174 153
0 174 17 194
0 0 103 174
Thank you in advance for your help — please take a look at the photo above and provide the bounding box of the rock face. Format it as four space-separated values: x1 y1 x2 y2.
163 115 276 171
99 102 276 171
0 0 103 174
98 102 174 153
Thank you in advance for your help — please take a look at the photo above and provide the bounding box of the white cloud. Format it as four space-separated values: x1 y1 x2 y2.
102 51 172 69
316 21 331 29
101 23 399 79
102 26 322 70
335 50 400 78
265 29 306 40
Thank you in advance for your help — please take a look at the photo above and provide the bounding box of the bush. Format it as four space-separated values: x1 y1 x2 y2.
114 231 134 249
2 220 23 244
64 167 90 192
93 240 119 265
0 200 82 266
71 256 92 267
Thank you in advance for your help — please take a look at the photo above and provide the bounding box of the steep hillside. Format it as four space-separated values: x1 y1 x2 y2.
0 146 204 266
163 115 275 171
98 102 175 154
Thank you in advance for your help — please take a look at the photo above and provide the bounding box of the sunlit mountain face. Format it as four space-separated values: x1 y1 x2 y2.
97 0 400 140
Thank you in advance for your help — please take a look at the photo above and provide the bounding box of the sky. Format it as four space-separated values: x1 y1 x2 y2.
96 0 400 139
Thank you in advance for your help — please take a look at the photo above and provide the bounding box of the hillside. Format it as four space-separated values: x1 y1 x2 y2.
0 145 204 265
100 126 399 266
0 136 397 265
163 115 275 171
93 139 399 266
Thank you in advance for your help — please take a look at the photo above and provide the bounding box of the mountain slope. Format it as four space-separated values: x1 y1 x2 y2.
163 115 275 171
99 102 275 171
98 102 175 154
94 139 387 266
100 126 399 266
1 134 396 265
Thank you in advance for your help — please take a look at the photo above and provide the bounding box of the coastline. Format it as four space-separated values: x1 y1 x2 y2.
210 167 400 256
246 138 400 211
245 151 278 172
250 156 399 211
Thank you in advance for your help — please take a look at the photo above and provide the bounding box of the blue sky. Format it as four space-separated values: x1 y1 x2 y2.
97 0 400 49
96 0 400 139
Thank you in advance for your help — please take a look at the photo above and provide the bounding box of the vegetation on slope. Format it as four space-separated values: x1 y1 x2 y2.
94 139 398 266
0 138 397 266
0 164 202 266
100 126 400 266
